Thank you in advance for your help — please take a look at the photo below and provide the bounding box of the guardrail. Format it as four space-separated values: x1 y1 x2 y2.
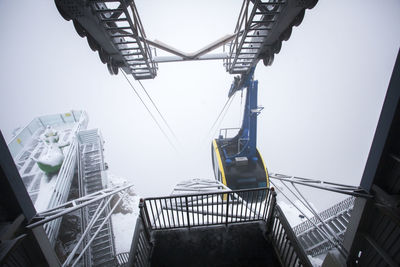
272 205 312 267
129 187 311 267
8 111 87 158
127 218 152 267
141 187 273 230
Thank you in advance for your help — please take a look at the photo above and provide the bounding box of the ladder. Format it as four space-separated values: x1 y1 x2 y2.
90 0 157 79
225 0 316 75
293 197 355 257
78 130 116 266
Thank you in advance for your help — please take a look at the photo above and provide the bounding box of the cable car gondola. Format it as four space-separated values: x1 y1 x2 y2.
211 68 269 193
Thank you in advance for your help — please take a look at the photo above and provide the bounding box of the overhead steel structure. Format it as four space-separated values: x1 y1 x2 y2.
55 0 157 79
54 0 318 78
225 0 317 74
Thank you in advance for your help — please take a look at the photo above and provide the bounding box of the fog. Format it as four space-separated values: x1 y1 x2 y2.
0 0 399 211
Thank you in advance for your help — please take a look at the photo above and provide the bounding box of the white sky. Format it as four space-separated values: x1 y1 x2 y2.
0 0 399 211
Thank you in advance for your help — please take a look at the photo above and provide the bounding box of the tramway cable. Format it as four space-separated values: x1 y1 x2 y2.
212 92 237 139
122 71 178 152
137 80 181 146
204 94 234 142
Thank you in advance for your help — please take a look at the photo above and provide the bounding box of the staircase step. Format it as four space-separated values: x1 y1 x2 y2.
92 245 112 257
91 228 109 236
93 255 115 267
92 239 111 249
92 235 111 246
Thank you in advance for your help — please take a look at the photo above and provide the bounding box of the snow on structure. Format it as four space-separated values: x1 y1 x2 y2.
8 110 88 247
109 173 140 254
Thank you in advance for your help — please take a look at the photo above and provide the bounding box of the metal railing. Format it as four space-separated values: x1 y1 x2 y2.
130 187 312 267
272 205 312 267
141 187 274 230
127 217 152 267
219 127 241 139
8 110 87 158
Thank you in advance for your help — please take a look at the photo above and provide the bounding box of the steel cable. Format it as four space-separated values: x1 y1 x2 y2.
212 92 237 138
122 71 177 152
204 93 236 142
138 80 180 145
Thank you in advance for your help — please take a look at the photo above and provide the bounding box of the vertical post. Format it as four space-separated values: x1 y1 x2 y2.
266 189 277 234
139 199 151 238
248 80 258 158
185 196 190 228
225 193 230 226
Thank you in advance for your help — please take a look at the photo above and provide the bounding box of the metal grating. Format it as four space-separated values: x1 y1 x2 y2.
89 0 157 79
225 0 316 75
78 129 116 266
293 197 354 257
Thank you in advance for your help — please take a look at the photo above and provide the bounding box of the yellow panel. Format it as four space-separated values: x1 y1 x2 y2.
212 139 227 186
257 148 270 188
65 113 71 117
17 138 21 144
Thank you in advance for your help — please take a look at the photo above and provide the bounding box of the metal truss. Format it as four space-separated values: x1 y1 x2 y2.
90 0 157 79
225 0 316 75
27 184 133 229
27 184 133 266
269 173 372 198
171 178 231 195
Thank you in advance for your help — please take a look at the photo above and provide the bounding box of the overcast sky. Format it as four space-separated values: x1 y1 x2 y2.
0 0 399 211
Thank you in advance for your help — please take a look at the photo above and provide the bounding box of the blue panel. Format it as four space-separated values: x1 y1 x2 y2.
258 182 267 188
237 177 257 183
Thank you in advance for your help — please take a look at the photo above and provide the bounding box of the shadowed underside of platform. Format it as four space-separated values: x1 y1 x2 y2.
151 221 280 267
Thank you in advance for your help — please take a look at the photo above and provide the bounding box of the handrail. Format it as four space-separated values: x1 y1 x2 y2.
271 205 312 267
142 187 272 230
130 187 312 267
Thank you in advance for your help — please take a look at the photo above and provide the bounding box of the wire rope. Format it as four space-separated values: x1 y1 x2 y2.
212 92 237 138
205 96 232 139
137 80 180 145
204 92 237 142
122 71 177 151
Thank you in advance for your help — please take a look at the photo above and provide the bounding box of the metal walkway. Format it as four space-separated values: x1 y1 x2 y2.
225 0 316 75
293 197 355 257
90 0 157 79
55 0 157 79
77 129 116 267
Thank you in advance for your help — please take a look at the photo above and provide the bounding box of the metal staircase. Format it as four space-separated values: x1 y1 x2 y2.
293 197 355 257
77 129 116 266
55 0 157 79
225 0 316 75
128 183 312 267
90 0 157 79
